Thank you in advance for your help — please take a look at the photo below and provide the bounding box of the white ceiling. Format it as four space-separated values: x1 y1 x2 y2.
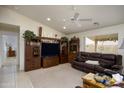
4 5 124 34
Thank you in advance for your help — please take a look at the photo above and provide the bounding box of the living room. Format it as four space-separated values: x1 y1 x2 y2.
0 4 124 89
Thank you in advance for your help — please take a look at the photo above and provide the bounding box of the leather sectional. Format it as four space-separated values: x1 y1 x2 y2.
71 52 123 73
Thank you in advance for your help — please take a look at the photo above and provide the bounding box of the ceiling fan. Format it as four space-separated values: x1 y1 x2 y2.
70 6 92 27
71 12 92 22
70 12 92 27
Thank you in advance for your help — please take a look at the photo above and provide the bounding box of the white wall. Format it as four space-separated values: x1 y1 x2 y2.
68 24 124 67
0 7 65 70
0 33 2 67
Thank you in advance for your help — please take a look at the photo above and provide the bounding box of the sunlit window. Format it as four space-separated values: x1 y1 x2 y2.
85 34 118 54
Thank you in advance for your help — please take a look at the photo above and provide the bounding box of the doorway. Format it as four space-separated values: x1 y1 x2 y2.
0 23 20 87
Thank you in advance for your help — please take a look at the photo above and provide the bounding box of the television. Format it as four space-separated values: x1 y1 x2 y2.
41 43 60 57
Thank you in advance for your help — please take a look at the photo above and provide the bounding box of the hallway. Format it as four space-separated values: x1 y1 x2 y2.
0 61 33 88
0 61 17 87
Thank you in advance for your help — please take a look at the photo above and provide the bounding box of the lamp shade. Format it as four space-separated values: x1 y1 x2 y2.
119 38 124 49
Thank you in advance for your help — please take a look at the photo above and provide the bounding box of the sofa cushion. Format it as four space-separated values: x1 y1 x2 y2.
88 57 100 61
101 54 116 61
99 59 115 68
82 63 94 69
111 65 123 70
89 53 101 58
80 52 89 57
75 56 86 62
85 60 99 65
94 65 105 73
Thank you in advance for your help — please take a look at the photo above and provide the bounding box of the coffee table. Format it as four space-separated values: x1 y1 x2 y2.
82 73 106 88
82 73 124 88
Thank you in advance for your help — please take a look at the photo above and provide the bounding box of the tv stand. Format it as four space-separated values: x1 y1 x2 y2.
42 56 59 68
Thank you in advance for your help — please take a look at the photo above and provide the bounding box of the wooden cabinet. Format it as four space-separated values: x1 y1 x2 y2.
69 36 79 53
25 41 41 71
60 55 68 63
68 36 79 62
42 56 59 68
60 41 68 63
68 52 77 62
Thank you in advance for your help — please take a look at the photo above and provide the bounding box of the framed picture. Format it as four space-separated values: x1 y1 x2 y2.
33 47 40 56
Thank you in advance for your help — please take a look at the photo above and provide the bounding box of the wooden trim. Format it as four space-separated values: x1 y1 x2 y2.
37 36 60 41
39 27 42 37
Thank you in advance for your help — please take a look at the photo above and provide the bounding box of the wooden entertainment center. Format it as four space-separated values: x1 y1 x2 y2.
40 37 60 68
25 40 41 71
24 27 80 71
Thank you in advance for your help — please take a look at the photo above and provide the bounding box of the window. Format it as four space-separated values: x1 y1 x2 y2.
96 40 118 54
85 34 118 54
85 37 95 52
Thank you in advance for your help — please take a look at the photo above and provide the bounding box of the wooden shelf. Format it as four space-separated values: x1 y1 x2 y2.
37 36 60 41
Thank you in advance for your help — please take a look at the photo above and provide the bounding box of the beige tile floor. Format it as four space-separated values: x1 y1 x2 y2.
0 58 33 88
0 61 84 88
0 64 16 88
16 72 33 88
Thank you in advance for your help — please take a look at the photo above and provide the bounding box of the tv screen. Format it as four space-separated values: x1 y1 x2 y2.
42 43 60 57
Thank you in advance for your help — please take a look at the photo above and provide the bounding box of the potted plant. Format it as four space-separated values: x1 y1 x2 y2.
61 37 68 43
23 30 36 45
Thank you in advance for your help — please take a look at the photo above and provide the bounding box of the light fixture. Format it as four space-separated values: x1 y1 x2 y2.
63 26 66 29
63 19 66 22
46 18 51 21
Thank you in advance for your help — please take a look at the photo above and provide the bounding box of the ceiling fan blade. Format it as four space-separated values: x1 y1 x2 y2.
73 12 79 20
72 5 77 11
78 18 92 21
75 21 82 27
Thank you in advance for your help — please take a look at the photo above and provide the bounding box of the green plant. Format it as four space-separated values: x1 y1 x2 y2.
61 37 68 42
23 30 36 41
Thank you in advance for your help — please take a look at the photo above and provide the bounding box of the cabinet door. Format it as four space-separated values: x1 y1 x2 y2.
25 44 41 71
25 59 33 71
60 56 68 63
33 57 41 69
25 46 33 58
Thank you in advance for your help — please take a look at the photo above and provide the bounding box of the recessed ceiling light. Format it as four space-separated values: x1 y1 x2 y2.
46 18 51 21
63 26 66 29
63 19 66 22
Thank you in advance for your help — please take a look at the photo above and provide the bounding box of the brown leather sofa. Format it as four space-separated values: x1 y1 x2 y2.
71 52 123 73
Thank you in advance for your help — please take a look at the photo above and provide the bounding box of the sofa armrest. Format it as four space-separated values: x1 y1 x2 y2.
116 55 122 65
111 65 123 70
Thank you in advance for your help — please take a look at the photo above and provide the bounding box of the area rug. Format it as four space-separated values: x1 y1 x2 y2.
26 63 86 88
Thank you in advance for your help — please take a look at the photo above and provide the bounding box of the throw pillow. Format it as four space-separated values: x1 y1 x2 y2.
85 60 99 65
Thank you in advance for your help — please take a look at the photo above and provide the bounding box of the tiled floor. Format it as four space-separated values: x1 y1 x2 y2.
0 61 33 88
0 64 16 88
16 72 33 88
0 62 84 88
26 63 84 88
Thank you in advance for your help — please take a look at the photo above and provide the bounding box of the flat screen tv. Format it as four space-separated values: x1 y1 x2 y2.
41 43 60 57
